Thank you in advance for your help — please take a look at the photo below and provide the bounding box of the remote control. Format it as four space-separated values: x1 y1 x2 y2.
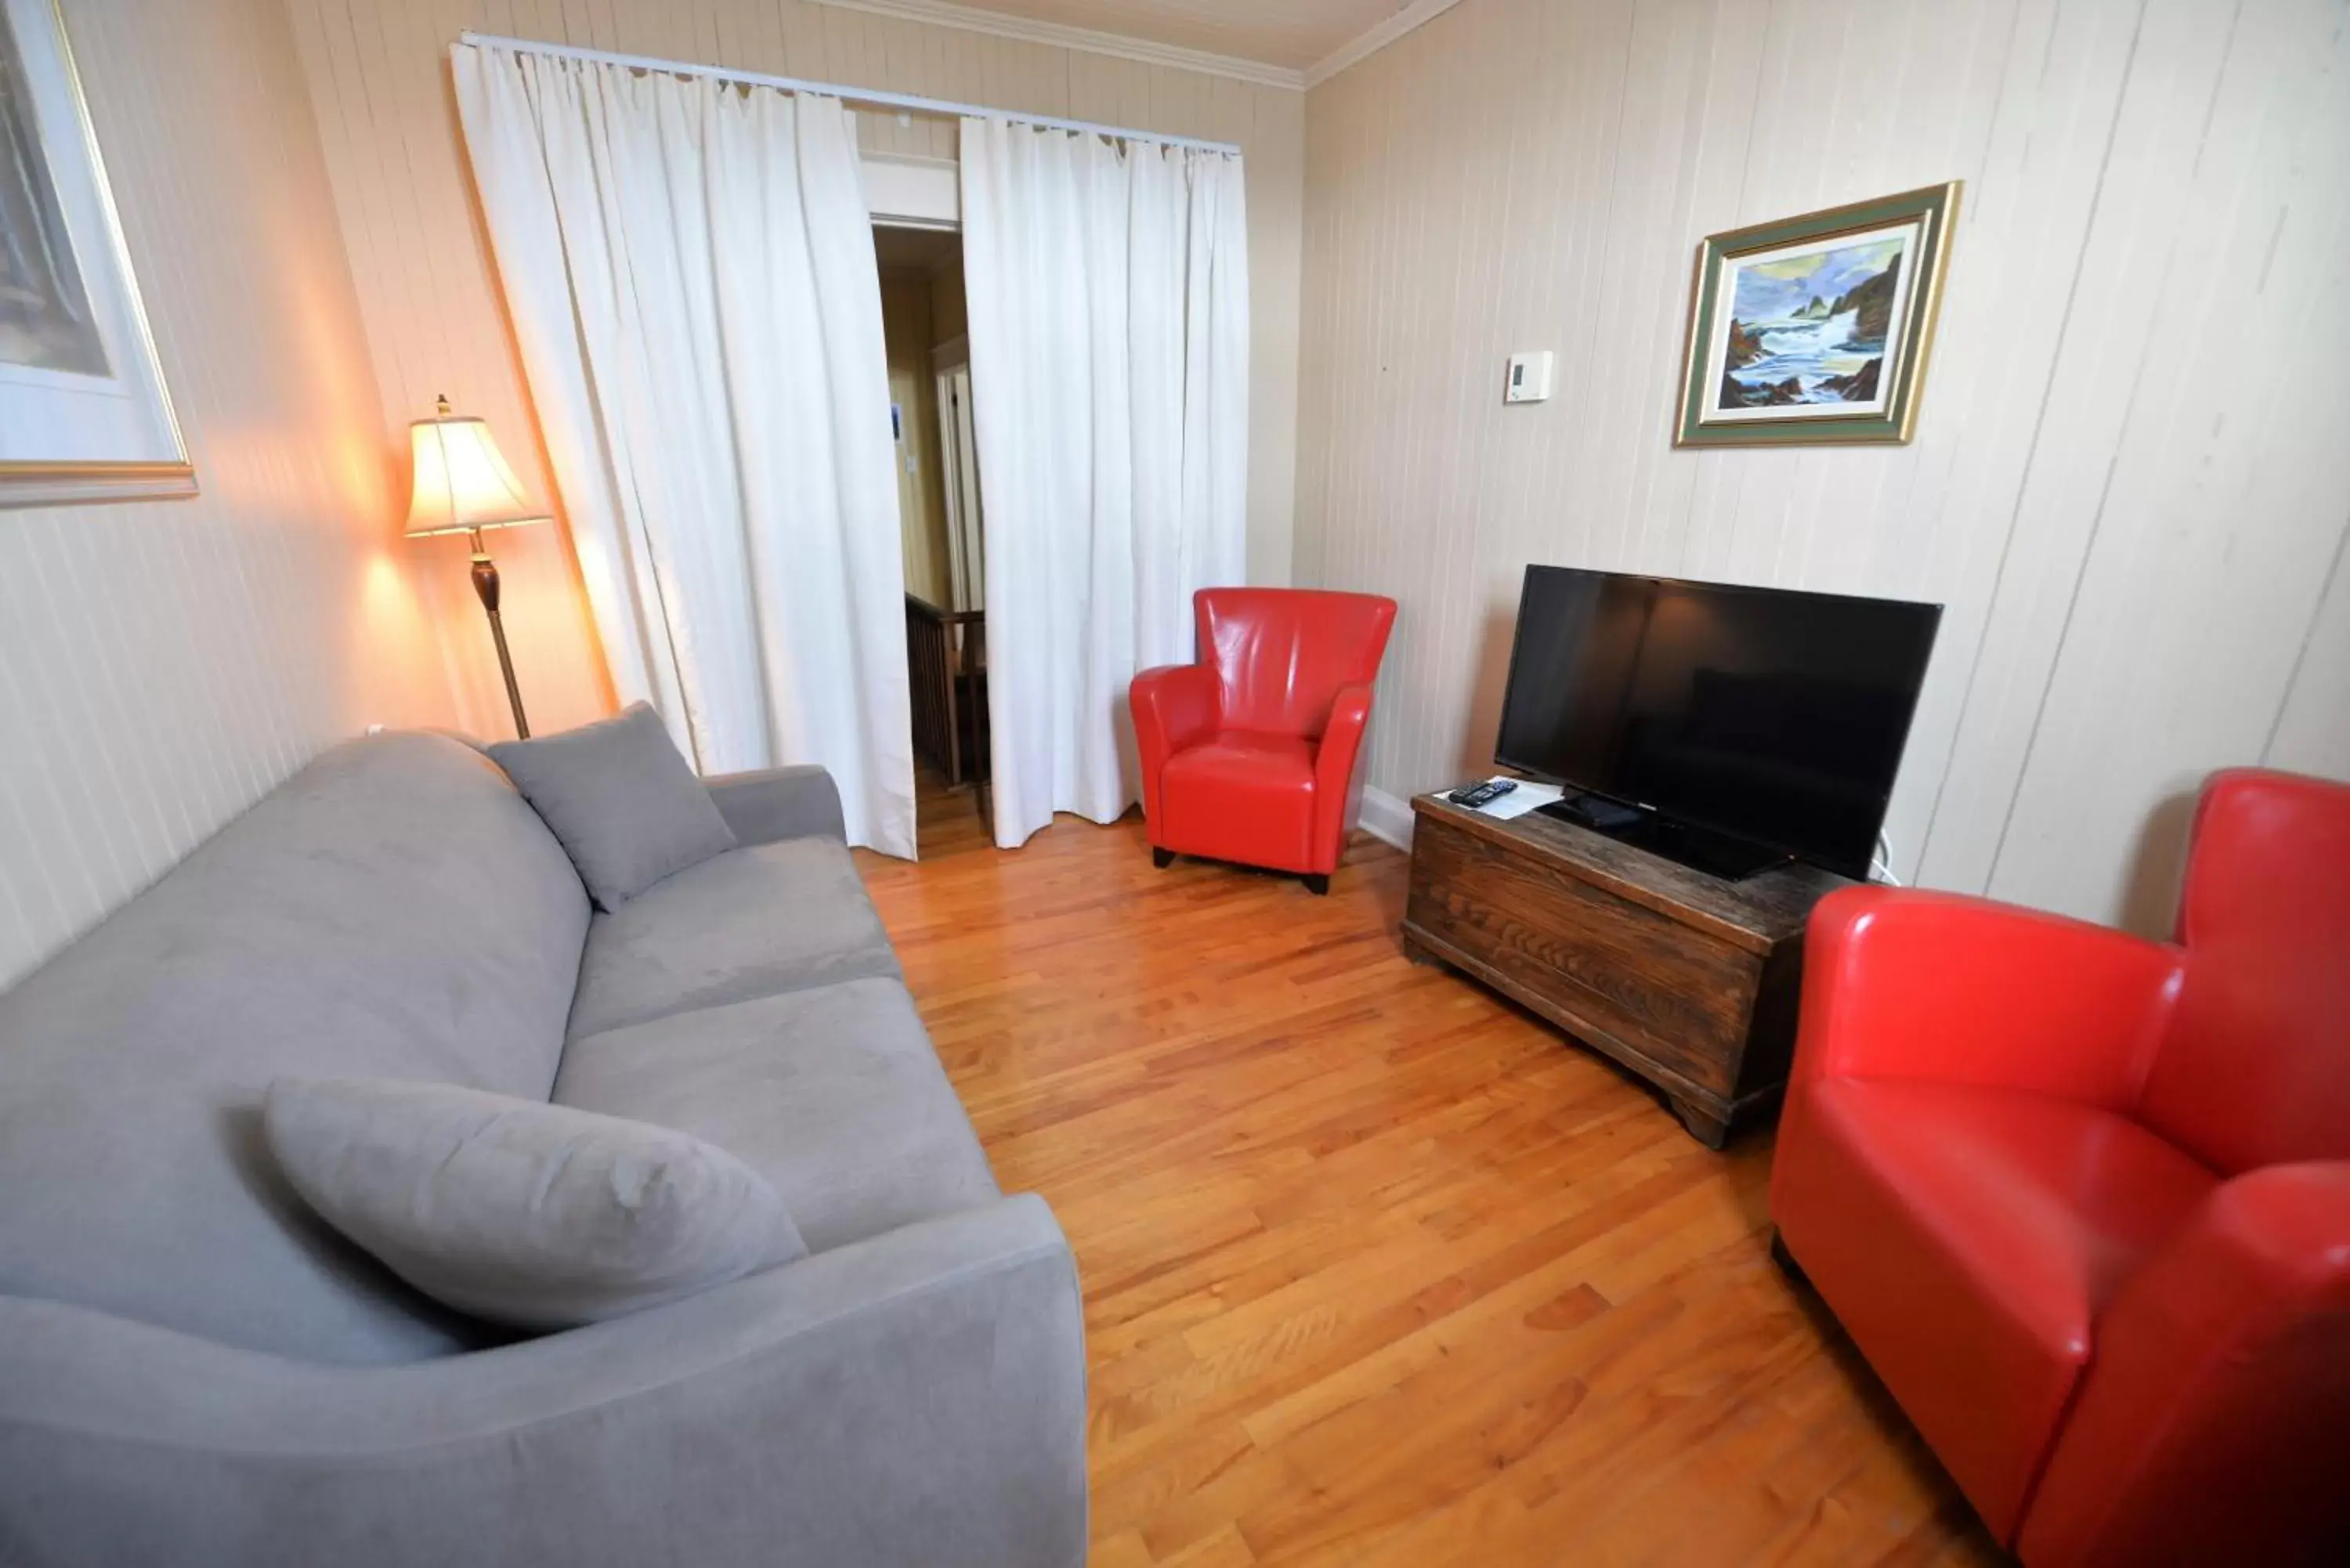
1449 779 1518 809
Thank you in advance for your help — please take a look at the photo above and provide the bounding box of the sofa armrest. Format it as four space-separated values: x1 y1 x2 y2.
705 764 845 845
1790 885 2184 1111
2018 1162 2350 1568
0 1195 1086 1568
1129 664 1219 830
1311 681 1376 864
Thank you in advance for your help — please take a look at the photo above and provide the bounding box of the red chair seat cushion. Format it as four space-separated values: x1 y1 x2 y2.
1775 1081 2218 1541
1159 732 1317 873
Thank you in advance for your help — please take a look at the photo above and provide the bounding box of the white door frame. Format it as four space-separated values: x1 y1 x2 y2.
932 348 983 616
862 153 958 228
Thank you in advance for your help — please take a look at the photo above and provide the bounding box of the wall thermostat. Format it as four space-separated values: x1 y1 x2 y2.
1504 351 1554 403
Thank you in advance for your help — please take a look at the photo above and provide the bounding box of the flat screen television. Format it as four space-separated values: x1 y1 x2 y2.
1493 567 1941 881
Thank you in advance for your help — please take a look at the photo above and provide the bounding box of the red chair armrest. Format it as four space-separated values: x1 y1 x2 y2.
1310 682 1376 862
1130 664 1219 830
2019 1162 2350 1568
1791 886 2183 1110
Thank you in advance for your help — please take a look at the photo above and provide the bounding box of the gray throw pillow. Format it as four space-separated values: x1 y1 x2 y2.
264 1077 805 1329
490 703 736 910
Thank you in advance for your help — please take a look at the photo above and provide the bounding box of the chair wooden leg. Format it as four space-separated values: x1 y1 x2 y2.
1303 873 1330 896
1152 847 1174 869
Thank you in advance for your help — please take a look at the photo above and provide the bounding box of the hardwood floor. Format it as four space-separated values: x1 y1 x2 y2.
853 782 2005 1568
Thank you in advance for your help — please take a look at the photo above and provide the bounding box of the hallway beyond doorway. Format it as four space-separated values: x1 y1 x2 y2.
878 222 988 817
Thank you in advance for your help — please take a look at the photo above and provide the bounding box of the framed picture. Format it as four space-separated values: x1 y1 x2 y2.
1676 182 1959 447
1 0 192 506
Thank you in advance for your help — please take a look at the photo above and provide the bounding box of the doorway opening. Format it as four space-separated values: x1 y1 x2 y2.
875 222 988 837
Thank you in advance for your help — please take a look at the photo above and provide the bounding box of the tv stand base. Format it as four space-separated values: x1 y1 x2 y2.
1404 791 1851 1147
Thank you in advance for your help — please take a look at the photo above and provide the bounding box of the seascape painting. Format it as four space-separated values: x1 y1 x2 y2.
1714 228 1910 416
0 2 108 377
1676 183 1959 447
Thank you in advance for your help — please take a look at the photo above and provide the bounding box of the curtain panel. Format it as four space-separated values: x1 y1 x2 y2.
960 119 1249 851
453 43 916 858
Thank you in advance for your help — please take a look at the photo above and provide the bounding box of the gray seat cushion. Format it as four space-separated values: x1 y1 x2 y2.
566 837 902 1040
554 978 1000 1253
0 734 590 1364
266 1078 806 1329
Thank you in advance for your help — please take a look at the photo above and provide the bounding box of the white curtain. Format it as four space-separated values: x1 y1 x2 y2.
960 118 1249 850
452 43 916 858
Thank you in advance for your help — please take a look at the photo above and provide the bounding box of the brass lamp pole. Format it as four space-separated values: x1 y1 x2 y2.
403 395 549 738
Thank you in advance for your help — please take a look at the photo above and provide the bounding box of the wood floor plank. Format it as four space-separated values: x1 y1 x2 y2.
855 778 2006 1567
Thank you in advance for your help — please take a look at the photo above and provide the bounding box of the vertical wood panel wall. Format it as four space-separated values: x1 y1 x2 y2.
1294 0 2350 928
282 0 1307 742
0 0 455 988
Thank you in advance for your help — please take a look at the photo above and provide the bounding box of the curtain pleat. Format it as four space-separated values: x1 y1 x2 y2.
453 43 916 859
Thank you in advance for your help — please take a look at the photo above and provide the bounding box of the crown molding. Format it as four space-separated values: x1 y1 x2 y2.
808 0 1470 97
804 0 1307 90
1303 0 1466 89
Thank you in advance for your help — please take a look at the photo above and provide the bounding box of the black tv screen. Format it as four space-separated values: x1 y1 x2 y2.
1494 568 1940 880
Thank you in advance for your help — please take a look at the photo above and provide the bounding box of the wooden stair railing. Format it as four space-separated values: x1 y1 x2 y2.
905 593 987 789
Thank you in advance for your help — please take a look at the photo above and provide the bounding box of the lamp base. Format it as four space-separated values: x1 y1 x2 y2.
469 539 530 739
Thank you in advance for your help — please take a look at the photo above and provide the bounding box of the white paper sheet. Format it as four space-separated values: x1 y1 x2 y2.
1449 775 1563 821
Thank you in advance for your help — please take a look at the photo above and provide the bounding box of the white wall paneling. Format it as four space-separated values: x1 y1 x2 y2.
0 0 454 988
1294 0 2350 930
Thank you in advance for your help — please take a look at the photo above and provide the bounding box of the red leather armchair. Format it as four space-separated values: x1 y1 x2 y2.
1130 588 1397 893
1771 769 2350 1568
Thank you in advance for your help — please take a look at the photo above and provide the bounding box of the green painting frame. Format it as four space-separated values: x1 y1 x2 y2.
1675 182 1961 448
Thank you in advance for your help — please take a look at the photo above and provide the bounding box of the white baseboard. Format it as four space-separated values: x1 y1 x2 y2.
1357 786 1415 852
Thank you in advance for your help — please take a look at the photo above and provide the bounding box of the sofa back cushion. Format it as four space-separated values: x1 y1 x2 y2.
0 733 591 1364
1196 588 1397 738
2137 769 2350 1174
489 702 737 911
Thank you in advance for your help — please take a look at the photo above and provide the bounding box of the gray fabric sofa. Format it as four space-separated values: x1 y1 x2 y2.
0 732 1086 1567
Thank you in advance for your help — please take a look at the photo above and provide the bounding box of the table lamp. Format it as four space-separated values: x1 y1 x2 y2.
405 395 550 738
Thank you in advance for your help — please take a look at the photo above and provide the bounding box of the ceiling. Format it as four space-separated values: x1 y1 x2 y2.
863 0 1417 74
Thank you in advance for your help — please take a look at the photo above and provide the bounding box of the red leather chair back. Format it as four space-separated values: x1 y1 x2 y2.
2136 770 2350 1174
1195 589 1397 739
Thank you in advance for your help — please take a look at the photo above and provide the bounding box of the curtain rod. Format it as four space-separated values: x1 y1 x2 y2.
456 31 1243 155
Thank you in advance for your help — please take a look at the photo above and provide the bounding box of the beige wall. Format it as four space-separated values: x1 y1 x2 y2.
880 269 953 606
1294 0 2350 930
284 0 1307 740
0 0 454 988
932 256 967 349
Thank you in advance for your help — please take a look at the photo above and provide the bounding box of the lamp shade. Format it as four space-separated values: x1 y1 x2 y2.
405 399 548 537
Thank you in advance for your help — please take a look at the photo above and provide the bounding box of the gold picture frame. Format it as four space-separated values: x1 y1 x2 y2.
1675 182 1959 447
0 0 194 506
